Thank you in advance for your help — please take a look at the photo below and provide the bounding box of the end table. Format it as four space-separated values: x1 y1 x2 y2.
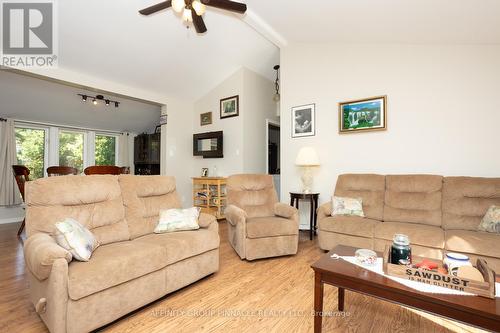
290 192 319 240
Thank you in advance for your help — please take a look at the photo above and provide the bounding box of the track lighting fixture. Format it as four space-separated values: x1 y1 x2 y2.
78 94 120 108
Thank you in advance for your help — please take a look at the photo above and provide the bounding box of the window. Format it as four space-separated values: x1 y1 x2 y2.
59 130 85 173
95 135 117 166
15 127 47 179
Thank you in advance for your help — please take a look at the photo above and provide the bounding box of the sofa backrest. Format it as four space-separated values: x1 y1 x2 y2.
442 176 500 231
119 175 181 239
334 174 385 220
25 175 130 245
383 175 443 226
227 174 278 218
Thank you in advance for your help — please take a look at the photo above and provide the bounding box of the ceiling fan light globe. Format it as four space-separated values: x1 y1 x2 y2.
172 0 184 13
182 7 193 22
192 1 206 15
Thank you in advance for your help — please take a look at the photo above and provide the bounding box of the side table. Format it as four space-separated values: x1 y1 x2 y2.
290 192 319 240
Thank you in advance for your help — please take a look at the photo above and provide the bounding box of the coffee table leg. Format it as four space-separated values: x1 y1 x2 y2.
314 272 324 333
338 287 345 312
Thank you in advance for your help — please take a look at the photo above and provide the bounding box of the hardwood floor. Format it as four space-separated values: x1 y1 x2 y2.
0 221 488 333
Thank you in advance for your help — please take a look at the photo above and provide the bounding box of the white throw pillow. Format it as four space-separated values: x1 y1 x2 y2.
155 207 201 233
54 218 99 261
331 196 365 217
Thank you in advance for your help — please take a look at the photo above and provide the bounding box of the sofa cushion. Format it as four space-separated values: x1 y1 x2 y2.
227 174 278 219
334 174 385 220
442 177 500 231
68 241 166 300
25 175 129 245
133 222 219 265
246 216 298 239
445 229 500 259
384 175 443 226
318 216 379 238
119 175 182 239
374 222 444 249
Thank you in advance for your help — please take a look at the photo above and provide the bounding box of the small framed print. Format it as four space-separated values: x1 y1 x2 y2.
200 112 212 126
339 96 387 133
220 95 239 119
201 168 209 177
292 103 316 138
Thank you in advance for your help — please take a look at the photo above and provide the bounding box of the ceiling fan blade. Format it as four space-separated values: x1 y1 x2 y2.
191 8 208 33
139 0 172 15
201 0 247 14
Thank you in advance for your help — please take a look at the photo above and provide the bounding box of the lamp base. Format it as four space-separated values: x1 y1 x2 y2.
301 167 313 194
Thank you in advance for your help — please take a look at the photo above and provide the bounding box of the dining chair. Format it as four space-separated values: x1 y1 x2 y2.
84 165 122 175
12 165 30 236
47 166 79 177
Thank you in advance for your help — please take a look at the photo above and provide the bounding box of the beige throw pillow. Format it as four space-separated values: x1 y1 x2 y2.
331 196 365 217
54 218 99 261
478 205 500 233
155 207 201 233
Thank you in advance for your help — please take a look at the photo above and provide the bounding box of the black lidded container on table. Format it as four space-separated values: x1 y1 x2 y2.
390 234 412 265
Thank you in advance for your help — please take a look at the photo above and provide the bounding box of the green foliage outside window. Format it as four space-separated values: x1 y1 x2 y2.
95 135 116 166
15 128 45 179
59 131 84 173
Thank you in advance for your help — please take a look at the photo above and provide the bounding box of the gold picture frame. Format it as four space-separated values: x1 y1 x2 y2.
339 95 387 134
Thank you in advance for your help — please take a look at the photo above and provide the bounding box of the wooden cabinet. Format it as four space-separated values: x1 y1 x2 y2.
192 177 227 220
134 133 160 175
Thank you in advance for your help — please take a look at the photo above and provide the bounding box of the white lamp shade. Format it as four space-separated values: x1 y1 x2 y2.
192 0 206 15
295 147 320 166
172 0 184 13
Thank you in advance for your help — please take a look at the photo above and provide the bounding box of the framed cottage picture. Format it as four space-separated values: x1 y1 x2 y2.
292 103 315 138
339 96 387 133
200 112 212 126
220 95 239 119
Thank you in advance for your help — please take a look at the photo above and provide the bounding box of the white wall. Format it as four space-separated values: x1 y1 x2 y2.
192 69 245 177
280 44 500 228
192 67 278 179
242 68 278 173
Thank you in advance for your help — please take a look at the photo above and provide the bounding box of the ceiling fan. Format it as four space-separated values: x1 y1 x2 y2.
139 0 247 34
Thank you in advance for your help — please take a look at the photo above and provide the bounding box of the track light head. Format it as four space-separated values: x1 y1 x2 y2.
114 102 119 108
82 95 87 102
105 100 110 106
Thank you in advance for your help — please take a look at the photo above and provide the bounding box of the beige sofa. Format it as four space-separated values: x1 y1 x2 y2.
225 174 299 260
318 174 500 271
23 175 220 333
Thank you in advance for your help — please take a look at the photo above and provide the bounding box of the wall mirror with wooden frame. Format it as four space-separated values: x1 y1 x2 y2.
193 131 223 158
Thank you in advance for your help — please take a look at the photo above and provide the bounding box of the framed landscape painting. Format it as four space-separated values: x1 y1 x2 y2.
220 95 239 119
292 103 316 138
339 96 387 133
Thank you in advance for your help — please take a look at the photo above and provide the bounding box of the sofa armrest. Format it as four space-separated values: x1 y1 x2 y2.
274 203 298 219
24 233 72 281
198 213 217 228
224 205 247 226
317 202 332 219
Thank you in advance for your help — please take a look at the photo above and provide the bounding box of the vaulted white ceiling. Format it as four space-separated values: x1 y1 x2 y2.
55 0 279 101
27 0 500 104
246 0 500 44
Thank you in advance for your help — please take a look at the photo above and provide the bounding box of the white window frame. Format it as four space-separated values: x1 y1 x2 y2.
94 132 120 166
57 128 88 173
14 124 50 178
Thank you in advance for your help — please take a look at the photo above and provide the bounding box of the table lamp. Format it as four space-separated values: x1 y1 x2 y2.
295 147 320 193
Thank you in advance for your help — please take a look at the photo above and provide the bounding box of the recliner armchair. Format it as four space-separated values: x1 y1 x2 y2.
225 174 299 260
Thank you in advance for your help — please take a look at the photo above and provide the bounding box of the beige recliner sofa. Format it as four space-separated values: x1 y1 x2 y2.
225 174 299 260
23 175 220 333
317 174 500 271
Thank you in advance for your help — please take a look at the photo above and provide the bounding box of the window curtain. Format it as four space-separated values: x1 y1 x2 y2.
0 119 22 206
118 132 130 168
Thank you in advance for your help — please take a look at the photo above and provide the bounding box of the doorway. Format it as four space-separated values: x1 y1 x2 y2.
266 119 280 199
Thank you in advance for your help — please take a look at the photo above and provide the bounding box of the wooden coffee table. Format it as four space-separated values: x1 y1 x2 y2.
311 245 500 333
